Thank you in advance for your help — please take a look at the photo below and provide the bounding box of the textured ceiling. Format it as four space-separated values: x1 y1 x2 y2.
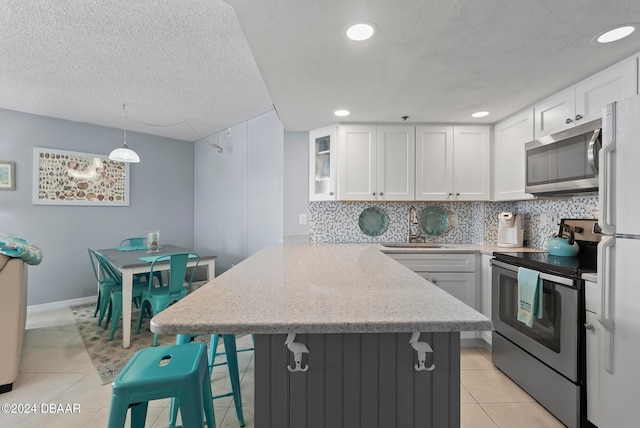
2 1 640 141
0 0 272 141
230 0 640 130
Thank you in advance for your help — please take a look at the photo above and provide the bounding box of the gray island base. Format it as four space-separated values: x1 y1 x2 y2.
255 332 460 428
150 243 491 428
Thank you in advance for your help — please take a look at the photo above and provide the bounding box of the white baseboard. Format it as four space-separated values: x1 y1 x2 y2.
27 295 97 314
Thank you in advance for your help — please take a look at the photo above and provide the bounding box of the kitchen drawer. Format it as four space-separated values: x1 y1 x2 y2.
386 253 476 272
585 280 599 314
416 272 475 305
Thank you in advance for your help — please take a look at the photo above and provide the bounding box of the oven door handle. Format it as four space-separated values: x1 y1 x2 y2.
490 259 575 287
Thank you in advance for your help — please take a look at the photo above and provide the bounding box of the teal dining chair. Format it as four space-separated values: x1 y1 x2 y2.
119 238 163 286
88 248 119 327
93 250 147 340
136 252 200 346
119 237 146 248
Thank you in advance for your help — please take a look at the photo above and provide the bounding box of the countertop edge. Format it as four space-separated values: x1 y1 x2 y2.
151 242 504 336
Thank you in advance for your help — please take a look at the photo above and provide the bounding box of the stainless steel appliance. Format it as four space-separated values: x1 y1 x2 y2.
525 119 601 196
496 212 523 248
491 219 599 428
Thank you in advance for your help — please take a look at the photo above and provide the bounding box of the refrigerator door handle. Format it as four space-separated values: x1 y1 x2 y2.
599 103 616 235
597 235 616 374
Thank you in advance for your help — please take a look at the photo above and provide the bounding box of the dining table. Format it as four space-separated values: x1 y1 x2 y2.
96 244 216 348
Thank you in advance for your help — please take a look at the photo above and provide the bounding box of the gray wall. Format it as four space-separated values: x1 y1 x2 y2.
0 108 195 306
283 131 310 237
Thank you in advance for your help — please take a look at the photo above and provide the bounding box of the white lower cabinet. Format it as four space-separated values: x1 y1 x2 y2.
480 254 492 345
386 252 479 340
584 279 601 427
585 309 601 427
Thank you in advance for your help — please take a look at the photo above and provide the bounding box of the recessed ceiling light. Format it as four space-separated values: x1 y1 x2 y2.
595 25 636 43
472 111 490 118
334 110 350 117
346 23 375 41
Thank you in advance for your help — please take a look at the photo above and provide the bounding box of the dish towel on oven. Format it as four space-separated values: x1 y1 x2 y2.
517 267 543 328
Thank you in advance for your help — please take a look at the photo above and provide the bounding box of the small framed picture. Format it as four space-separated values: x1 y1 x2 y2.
0 161 15 190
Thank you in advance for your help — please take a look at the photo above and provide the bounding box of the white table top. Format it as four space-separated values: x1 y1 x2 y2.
151 242 493 336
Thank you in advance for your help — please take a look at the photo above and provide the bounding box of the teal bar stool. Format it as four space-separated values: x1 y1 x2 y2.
108 342 215 428
168 334 245 427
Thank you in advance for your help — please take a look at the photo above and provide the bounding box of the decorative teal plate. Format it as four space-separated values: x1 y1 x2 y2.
358 206 389 237
419 206 450 236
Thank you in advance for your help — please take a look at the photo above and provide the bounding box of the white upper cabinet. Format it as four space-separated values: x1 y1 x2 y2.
415 126 452 200
376 126 415 201
337 125 415 201
452 126 491 200
337 125 377 200
533 87 576 139
575 57 637 123
493 109 535 201
416 125 490 201
534 58 638 139
309 125 337 201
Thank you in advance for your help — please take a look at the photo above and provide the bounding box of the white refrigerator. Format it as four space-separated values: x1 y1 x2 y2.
595 95 640 427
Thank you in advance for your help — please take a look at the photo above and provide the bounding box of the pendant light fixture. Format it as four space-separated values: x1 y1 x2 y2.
109 103 140 163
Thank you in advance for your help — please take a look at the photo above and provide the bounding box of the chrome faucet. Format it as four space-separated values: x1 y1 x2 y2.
408 206 424 243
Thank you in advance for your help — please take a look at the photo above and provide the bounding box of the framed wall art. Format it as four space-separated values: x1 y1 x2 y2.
0 160 15 190
32 147 130 206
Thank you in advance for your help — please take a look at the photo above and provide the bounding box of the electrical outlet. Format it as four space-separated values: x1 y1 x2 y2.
449 214 458 226
549 212 558 226
299 213 307 225
539 213 547 224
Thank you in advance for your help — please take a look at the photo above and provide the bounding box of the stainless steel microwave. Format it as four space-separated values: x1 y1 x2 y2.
525 118 601 196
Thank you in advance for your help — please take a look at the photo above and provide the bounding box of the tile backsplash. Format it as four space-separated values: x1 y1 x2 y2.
309 195 599 248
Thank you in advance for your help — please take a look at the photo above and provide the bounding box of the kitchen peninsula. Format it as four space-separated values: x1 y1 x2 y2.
151 243 492 428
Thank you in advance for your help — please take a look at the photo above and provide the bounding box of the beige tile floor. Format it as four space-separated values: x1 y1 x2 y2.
0 306 564 427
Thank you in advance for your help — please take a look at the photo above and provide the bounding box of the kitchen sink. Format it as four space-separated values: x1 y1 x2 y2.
381 243 447 248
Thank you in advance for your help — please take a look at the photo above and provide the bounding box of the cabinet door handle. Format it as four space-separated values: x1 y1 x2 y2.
379 192 384 196
456 192 460 196
329 191 334 195
565 118 573 124
575 114 583 121
448 192 453 196
584 322 594 330
372 192 377 196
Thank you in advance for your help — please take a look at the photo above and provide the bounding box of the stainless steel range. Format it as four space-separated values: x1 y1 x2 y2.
491 219 599 428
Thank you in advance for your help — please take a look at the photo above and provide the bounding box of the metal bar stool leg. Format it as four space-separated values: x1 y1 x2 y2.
223 334 245 427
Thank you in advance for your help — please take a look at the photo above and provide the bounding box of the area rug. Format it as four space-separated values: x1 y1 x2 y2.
71 303 207 385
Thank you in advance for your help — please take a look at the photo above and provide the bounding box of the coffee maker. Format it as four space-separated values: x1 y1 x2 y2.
497 212 524 248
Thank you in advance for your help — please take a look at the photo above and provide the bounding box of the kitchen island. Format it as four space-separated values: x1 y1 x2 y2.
151 243 492 428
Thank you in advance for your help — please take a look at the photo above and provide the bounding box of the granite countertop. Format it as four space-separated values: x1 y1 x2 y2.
151 242 493 336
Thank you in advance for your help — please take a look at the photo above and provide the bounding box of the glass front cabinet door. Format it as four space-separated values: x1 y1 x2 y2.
309 125 337 201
